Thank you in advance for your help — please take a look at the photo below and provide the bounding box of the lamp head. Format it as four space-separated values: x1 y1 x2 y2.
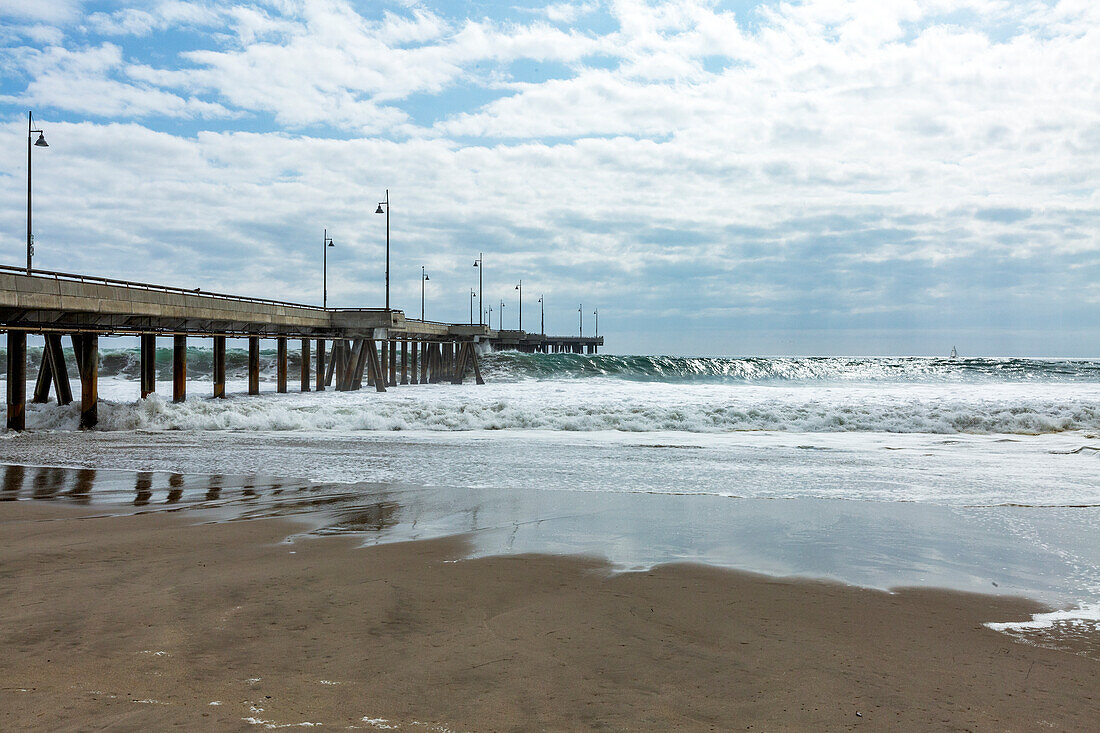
375 204 384 214
424 274 429 281
473 261 479 267
34 132 48 147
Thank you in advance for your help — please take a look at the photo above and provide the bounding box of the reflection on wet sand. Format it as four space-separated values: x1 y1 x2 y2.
2 464 26 499
205 474 223 502
34 468 67 500
0 463 402 538
320 502 401 533
135 472 153 506
69 469 95 505
167 473 184 504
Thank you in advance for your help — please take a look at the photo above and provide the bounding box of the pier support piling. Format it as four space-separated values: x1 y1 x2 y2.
276 337 288 393
324 341 337 387
32 334 72 405
6 331 26 431
388 339 396 386
248 337 260 395
332 340 347 391
365 339 386 392
300 339 311 392
76 334 98 429
401 339 408 384
431 343 444 384
343 339 363 390
173 335 186 402
451 343 468 385
352 340 369 390
48 334 72 404
332 341 345 391
380 340 389 388
32 346 50 404
140 334 156 398
470 345 485 385
316 339 326 391
213 335 226 398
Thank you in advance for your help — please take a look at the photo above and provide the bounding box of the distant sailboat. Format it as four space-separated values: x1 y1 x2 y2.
950 346 958 359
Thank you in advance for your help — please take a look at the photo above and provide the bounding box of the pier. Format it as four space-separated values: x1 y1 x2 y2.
0 266 603 430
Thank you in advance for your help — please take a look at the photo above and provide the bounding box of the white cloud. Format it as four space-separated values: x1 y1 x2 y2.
85 2 224 37
0 0 1098 352
0 0 83 24
2 43 231 118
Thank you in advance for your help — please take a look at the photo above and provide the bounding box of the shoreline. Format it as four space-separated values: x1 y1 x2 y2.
2 501 1097 731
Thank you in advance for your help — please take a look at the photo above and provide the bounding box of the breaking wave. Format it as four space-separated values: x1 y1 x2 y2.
3 348 1100 384
481 352 1100 383
15 380 1100 435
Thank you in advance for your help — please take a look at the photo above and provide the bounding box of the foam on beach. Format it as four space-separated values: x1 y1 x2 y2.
986 603 1100 632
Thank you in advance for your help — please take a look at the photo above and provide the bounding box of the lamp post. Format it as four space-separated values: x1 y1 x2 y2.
538 295 544 334
499 300 505 331
594 308 598 338
322 229 335 308
470 289 477 324
375 190 390 310
472 253 483 325
26 111 48 275
515 280 522 331
421 266 429 320
578 304 583 337
488 305 493 329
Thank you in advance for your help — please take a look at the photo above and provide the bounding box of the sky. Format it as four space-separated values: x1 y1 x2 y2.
0 0 1097 356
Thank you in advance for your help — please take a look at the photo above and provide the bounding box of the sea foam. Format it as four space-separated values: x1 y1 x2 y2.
11 375 1100 435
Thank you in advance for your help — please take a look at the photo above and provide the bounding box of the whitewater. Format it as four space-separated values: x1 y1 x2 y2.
8 350 1100 435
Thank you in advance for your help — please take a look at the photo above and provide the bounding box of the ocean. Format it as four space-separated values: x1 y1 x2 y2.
2 348 1098 640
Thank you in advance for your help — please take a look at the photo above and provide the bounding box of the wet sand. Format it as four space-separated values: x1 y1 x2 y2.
1 502 1096 732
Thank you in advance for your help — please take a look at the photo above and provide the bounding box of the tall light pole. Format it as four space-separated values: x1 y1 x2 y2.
499 300 505 330
421 266 429 320
322 229 334 308
488 304 493 329
27 111 48 275
472 253 483 325
515 280 522 331
594 308 599 338
375 190 390 310
578 304 583 337
470 289 477 324
538 295 544 334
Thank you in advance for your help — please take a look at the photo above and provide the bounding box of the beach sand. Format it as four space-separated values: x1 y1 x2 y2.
1 501 1096 732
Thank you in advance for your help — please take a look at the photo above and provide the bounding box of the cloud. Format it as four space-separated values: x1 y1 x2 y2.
0 0 83 24
0 0 1097 354
2 43 231 118
84 1 224 37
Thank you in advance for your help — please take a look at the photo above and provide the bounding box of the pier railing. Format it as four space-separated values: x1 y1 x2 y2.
0 264 322 311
